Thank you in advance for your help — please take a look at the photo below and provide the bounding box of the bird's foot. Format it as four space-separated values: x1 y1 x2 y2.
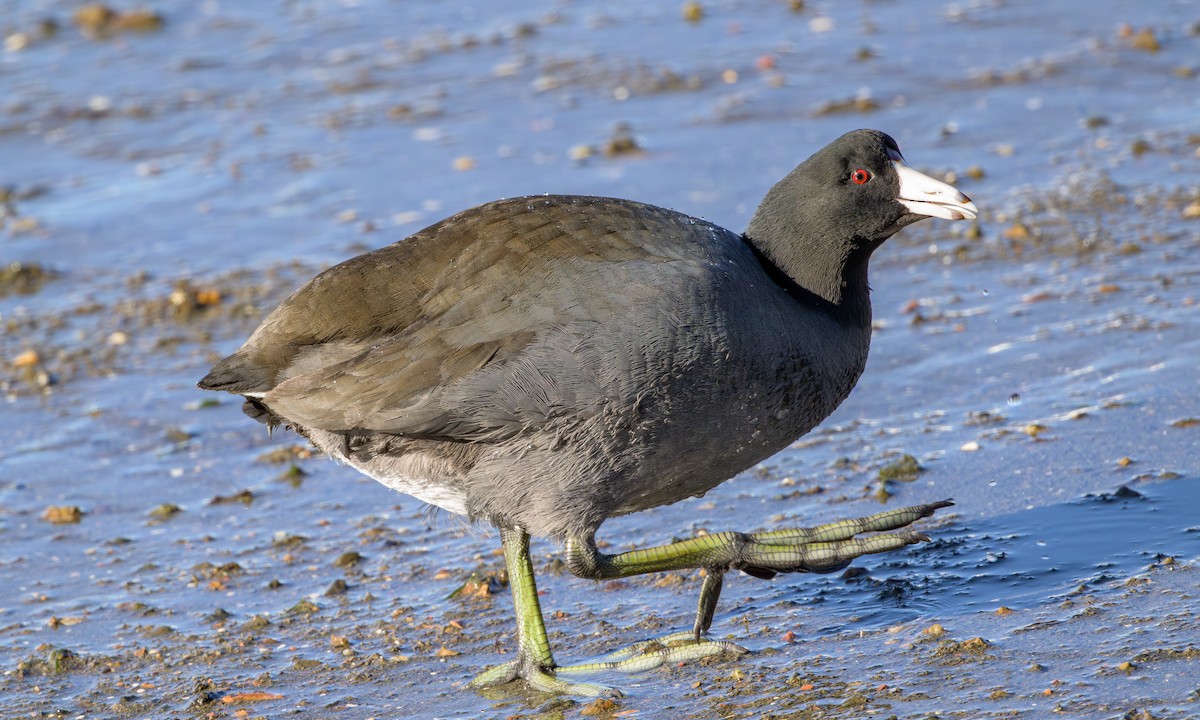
735 500 955 575
471 657 614 697
558 630 746 675
470 631 746 697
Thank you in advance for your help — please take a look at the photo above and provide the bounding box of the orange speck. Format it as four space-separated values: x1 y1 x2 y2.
12 349 39 368
221 692 284 704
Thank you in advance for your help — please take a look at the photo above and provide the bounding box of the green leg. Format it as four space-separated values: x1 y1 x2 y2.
565 501 952 640
471 526 614 696
471 526 743 696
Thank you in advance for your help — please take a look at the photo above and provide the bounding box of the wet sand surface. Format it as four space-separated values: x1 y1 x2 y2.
2 1 1198 718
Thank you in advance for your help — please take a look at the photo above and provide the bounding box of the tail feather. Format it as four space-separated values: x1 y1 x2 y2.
198 353 271 394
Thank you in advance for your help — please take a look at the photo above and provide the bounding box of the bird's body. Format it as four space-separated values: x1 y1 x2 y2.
199 129 977 695
206 196 869 537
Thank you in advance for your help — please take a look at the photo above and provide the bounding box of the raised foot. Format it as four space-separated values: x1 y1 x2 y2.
470 632 747 697
738 500 955 575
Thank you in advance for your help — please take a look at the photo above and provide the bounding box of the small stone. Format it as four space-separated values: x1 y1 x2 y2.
1023 423 1048 438
5 32 30 52
877 454 921 482
288 599 320 615
334 551 364 569
809 16 834 32
147 503 182 520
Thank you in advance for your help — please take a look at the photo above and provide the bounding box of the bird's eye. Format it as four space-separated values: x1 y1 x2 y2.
851 168 872 185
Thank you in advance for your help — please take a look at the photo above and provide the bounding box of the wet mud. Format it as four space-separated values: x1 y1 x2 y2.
2 1 1198 718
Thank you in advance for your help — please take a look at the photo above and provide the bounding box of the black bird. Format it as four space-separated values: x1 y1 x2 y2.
199 129 977 695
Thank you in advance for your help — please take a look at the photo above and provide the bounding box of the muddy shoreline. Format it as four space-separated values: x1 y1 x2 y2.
3 1 1199 718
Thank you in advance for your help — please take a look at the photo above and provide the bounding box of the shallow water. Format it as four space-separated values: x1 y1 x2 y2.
2 0 1199 718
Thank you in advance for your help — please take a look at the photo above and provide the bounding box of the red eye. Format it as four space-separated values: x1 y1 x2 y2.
851 168 872 185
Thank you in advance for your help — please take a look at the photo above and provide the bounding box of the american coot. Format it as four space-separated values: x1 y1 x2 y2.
199 129 977 695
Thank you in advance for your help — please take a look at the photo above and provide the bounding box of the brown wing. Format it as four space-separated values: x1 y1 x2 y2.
199 195 717 441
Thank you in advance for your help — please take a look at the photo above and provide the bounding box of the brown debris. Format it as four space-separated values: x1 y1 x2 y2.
73 4 165 37
814 95 881 116
603 123 643 157
11 350 40 368
41 506 84 524
922 623 946 638
0 261 53 297
581 697 620 716
1120 26 1161 53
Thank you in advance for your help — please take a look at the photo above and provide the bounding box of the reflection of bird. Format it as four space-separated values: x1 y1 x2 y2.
199 129 976 695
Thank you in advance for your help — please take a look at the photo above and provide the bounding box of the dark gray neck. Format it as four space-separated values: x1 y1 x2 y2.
743 215 878 329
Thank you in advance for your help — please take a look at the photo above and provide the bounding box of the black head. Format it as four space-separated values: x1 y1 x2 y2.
744 129 977 312
753 129 976 248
